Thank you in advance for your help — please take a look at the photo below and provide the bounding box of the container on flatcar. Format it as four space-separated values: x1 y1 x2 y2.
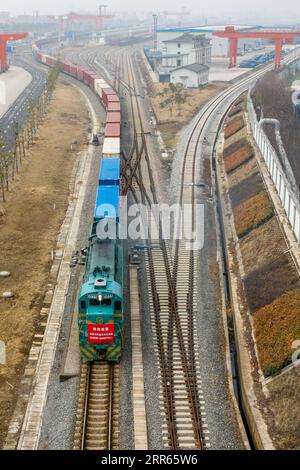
107 112 121 123
83 69 92 86
94 184 120 221
46 56 56 67
62 62 71 74
89 74 102 91
99 157 121 185
76 67 84 81
96 80 111 98
107 95 119 103
102 88 118 107
105 123 121 138
69 65 78 78
107 102 121 112
102 137 121 156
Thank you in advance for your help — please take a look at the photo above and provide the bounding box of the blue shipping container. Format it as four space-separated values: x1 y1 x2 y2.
99 157 121 185
94 185 120 221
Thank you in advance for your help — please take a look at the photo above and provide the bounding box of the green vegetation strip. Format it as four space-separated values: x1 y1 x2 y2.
234 191 274 239
253 289 300 377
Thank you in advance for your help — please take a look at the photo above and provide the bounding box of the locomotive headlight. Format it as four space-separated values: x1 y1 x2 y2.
98 294 102 302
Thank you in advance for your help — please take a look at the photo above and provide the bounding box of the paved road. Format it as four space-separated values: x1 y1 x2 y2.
0 55 47 151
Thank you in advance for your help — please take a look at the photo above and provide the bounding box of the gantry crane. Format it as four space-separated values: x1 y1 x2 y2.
48 6 114 32
214 26 300 69
0 32 28 72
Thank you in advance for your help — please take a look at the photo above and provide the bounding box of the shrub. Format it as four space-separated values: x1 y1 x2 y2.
224 116 245 139
224 144 254 173
228 105 243 118
253 289 300 376
234 190 274 238
244 252 300 313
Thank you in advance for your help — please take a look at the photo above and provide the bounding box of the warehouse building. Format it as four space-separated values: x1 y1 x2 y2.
152 31 212 85
170 63 209 88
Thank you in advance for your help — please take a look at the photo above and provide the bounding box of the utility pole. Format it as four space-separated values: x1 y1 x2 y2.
152 14 158 73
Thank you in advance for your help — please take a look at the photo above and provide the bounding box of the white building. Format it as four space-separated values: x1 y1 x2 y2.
154 32 211 85
161 33 211 69
170 63 209 88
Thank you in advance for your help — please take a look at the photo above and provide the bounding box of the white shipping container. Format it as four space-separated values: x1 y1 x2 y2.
41 55 48 64
102 137 120 156
94 78 106 92
96 81 111 99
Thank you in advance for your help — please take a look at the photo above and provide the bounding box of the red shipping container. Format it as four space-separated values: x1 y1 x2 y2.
107 102 121 112
107 112 121 123
88 323 114 344
107 95 119 103
104 88 116 94
62 62 71 74
102 88 119 107
83 69 92 86
69 65 78 78
76 67 84 80
46 56 55 66
105 123 121 138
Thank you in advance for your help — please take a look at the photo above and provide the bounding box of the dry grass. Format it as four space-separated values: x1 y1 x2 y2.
228 105 243 118
227 158 257 187
0 81 89 447
234 190 274 238
151 81 228 150
253 289 300 376
229 169 264 209
224 143 254 174
224 116 245 139
240 217 287 273
267 365 300 449
223 125 248 150
223 138 248 158
245 252 300 313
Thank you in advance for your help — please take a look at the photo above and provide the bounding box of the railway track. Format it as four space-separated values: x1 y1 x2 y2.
123 52 207 449
73 362 119 450
68 45 299 451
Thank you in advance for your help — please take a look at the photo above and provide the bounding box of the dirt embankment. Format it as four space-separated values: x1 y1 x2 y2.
151 81 228 150
0 80 89 447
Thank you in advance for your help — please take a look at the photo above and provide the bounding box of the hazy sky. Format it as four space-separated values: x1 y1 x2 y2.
4 0 300 24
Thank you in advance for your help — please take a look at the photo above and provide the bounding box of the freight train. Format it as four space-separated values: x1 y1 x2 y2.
32 42 121 157
32 42 124 362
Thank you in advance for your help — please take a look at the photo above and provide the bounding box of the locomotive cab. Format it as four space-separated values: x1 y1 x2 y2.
78 236 123 362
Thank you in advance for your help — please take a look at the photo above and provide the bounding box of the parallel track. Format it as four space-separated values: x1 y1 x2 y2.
69 45 299 450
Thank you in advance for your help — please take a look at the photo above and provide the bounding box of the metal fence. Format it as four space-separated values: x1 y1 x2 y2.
247 93 300 244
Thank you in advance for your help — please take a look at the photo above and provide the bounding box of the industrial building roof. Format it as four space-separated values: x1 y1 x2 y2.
163 33 210 44
161 53 189 58
158 25 258 34
171 63 209 73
